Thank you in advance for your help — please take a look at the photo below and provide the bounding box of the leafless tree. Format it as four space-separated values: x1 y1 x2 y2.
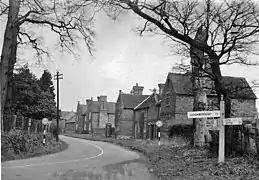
0 0 100 130
106 0 259 153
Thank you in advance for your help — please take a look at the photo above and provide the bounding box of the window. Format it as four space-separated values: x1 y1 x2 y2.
165 93 170 106
89 112 92 120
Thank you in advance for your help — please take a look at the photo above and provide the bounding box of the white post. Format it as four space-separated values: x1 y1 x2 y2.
43 125 46 146
218 95 225 163
158 127 161 146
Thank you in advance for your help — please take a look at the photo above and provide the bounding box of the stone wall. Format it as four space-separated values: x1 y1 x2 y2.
99 111 108 128
108 114 115 127
92 112 99 128
118 109 134 137
231 99 257 117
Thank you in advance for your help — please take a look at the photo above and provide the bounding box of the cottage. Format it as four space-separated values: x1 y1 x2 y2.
134 88 162 139
160 73 258 128
62 111 76 132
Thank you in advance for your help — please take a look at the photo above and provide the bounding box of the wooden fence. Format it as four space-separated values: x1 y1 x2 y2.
3 114 54 133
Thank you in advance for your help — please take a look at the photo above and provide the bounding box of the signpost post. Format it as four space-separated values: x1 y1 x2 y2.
156 120 163 146
42 118 49 146
218 95 225 163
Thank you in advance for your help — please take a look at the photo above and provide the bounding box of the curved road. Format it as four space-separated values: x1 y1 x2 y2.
2 135 155 180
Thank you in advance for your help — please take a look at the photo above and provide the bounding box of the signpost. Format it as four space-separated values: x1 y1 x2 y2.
187 110 220 119
156 120 163 145
187 95 244 163
42 118 49 146
223 117 242 125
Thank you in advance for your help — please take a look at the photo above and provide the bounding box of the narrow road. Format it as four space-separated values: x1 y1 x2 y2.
2 135 155 180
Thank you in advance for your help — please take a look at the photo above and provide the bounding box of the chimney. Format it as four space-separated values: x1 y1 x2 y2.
158 83 165 95
86 98 92 105
131 83 144 95
99 95 107 102
119 90 122 94
97 96 100 101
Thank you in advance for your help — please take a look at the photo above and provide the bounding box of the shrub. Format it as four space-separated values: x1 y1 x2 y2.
167 124 194 142
1 129 66 162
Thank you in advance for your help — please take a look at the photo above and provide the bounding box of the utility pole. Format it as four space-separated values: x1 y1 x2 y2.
54 71 63 142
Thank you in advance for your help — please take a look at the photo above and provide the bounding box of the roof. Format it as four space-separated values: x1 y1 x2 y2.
89 101 115 114
135 94 162 110
61 111 76 123
78 104 87 115
167 73 257 99
120 94 149 109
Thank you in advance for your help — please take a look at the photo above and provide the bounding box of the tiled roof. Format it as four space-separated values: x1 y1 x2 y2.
89 101 115 114
135 94 162 110
167 73 257 99
120 94 149 109
61 111 76 123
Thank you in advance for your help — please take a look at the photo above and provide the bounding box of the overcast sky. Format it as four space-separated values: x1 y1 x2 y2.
0 9 259 112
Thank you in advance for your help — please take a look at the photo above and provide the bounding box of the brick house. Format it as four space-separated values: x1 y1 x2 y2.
133 88 162 140
62 111 76 131
115 83 149 137
160 72 258 129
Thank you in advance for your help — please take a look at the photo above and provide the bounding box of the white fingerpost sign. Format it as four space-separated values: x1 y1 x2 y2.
187 110 220 119
42 118 48 146
156 120 163 146
223 118 242 125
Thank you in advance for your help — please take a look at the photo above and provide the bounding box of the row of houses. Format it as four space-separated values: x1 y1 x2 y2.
61 72 258 139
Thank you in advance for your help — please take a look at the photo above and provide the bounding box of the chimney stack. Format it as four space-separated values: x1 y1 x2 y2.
131 83 144 95
97 96 100 102
99 95 107 102
158 83 165 96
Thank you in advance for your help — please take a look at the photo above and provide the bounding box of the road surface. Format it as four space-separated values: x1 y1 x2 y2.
2 135 155 180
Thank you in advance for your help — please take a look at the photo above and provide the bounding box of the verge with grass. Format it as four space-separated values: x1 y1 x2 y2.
65 132 259 180
1 129 69 162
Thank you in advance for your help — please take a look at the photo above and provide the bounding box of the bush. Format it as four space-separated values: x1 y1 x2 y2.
1 129 67 162
167 124 194 142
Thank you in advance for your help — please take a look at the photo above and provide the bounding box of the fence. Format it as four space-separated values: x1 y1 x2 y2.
3 114 55 133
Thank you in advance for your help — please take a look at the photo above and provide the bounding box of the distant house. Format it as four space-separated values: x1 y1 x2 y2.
160 72 258 128
75 102 87 133
61 111 76 131
133 88 162 140
76 96 116 134
86 96 116 134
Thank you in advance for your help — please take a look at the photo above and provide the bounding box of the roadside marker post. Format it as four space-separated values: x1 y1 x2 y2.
156 120 163 146
42 118 49 146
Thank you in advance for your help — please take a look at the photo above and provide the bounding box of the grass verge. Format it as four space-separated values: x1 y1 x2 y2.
65 132 259 180
1 129 69 162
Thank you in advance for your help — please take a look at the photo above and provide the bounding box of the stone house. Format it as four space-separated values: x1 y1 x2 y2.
86 96 116 134
62 111 76 131
76 96 116 134
160 72 258 129
133 88 162 140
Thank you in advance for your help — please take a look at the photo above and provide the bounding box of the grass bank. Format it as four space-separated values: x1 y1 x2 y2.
1 129 68 162
65 132 259 180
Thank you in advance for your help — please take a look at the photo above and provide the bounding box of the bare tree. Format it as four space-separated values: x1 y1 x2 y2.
0 0 100 130
107 0 259 153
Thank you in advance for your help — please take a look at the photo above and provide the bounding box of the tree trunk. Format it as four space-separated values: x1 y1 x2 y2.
190 25 208 147
0 0 20 131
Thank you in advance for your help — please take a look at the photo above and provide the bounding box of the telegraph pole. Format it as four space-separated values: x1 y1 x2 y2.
54 71 63 142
